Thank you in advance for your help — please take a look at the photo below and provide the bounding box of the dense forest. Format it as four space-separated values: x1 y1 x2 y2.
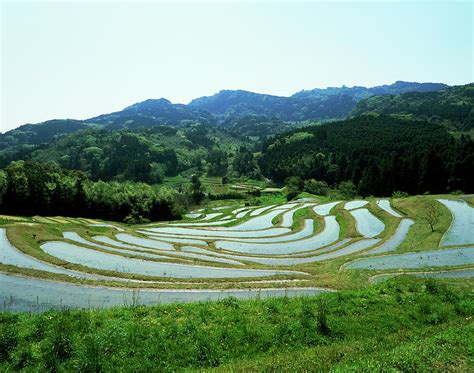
259 115 474 196
351 84 474 130
0 161 191 222
0 125 259 183
221 116 300 139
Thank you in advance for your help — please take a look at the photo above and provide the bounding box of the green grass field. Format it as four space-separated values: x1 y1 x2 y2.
0 277 472 371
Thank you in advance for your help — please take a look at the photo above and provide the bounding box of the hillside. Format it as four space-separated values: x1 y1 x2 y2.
293 80 447 101
3 111 474 196
189 81 447 121
0 101 215 151
0 125 252 183
0 120 100 149
189 89 357 121
0 82 466 192
220 115 306 139
88 98 216 128
351 83 474 131
259 115 474 195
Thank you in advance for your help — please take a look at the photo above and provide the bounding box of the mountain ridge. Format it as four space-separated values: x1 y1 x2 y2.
0 81 452 150
8 80 448 129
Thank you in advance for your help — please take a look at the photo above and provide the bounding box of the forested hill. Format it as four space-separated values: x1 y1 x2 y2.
292 81 448 100
88 98 216 127
189 90 356 121
351 83 474 130
189 81 447 121
0 100 215 150
0 120 100 148
0 125 252 183
259 115 474 196
1 81 447 150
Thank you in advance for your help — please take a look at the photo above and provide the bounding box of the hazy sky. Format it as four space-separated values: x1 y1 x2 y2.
1 1 473 132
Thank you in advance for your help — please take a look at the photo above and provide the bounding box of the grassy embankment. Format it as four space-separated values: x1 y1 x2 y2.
0 277 472 371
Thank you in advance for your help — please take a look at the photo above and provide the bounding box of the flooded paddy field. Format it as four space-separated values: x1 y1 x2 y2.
1 196 472 311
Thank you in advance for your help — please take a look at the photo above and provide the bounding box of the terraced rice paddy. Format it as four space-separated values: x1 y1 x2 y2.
90 223 124 231
41 242 303 278
344 200 368 210
250 205 276 216
364 219 414 254
214 216 339 255
1 196 473 311
115 233 175 250
349 208 385 238
0 273 326 312
134 233 208 246
313 201 340 216
437 199 474 246
0 229 99 279
345 247 474 270
413 268 474 278
370 268 474 283
376 199 402 217
184 213 201 219
146 226 291 237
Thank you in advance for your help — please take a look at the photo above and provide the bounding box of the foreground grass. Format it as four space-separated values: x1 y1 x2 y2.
0 277 472 371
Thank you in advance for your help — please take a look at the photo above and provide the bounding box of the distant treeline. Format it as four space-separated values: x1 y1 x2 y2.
259 116 474 196
0 161 190 223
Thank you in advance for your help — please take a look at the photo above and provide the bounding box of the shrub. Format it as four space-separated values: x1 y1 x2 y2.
304 179 329 196
208 192 245 200
40 314 74 370
74 334 104 372
196 334 221 367
416 296 451 326
392 191 409 198
286 190 299 201
338 180 357 199
285 176 303 200
0 324 18 360
317 299 330 336
219 296 240 309
454 299 474 316
11 346 34 370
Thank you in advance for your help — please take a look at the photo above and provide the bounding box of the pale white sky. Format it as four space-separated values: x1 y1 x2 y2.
1 1 473 132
